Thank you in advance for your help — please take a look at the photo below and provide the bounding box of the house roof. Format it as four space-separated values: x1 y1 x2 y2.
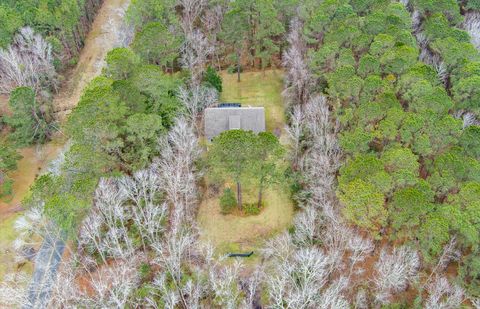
204 106 266 140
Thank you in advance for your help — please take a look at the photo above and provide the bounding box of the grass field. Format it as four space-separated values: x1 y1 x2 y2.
198 70 294 261
220 70 286 138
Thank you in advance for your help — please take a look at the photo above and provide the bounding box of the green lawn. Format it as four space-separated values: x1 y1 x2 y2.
220 70 285 135
198 70 294 262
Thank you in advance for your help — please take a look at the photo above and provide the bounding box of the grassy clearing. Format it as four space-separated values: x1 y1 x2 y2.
197 184 294 263
220 70 286 137
198 69 294 261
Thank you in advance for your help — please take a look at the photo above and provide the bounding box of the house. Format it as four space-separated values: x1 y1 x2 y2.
204 103 266 141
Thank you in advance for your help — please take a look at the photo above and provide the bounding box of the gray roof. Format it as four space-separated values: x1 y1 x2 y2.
204 106 266 140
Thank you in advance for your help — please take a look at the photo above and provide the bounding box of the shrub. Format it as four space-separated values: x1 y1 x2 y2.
227 65 243 74
220 188 236 214
244 203 261 216
203 66 222 92
139 262 152 280
4 87 52 146
0 178 13 198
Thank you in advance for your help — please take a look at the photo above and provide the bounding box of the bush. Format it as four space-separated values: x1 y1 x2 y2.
220 188 236 214
139 262 152 280
0 179 13 198
4 87 51 146
243 203 261 216
227 65 243 74
203 66 222 92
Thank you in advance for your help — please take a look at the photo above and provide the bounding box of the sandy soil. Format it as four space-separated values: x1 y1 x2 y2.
0 144 63 219
53 0 130 120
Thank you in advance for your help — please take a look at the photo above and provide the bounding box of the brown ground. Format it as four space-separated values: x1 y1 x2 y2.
52 0 130 120
0 144 63 219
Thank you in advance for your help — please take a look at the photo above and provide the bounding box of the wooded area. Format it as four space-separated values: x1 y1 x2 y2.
0 0 480 307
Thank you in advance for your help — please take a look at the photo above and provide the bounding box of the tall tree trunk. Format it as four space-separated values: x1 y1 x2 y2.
257 186 263 209
237 181 242 210
237 50 241 82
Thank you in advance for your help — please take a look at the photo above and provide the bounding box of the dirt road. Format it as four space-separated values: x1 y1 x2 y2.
53 0 130 120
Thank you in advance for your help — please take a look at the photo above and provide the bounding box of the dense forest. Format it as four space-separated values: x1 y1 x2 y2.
0 0 480 307
0 0 102 59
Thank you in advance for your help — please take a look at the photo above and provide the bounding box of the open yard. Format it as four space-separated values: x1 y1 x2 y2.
220 70 286 138
197 69 294 260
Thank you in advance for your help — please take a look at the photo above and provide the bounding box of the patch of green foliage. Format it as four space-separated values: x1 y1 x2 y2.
0 141 22 198
207 130 285 211
220 188 237 214
243 202 262 216
68 50 181 173
3 87 54 146
0 0 102 65
220 0 286 80
303 0 480 273
203 66 223 92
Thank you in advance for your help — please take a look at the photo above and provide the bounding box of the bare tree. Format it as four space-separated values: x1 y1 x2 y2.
178 0 225 83
48 255 142 308
300 95 341 210
318 276 350 308
292 206 323 246
264 246 334 308
48 258 86 307
181 29 216 85
118 169 167 248
154 118 200 227
433 237 461 274
454 110 480 129
262 232 295 264
347 234 374 276
425 276 464 309
178 84 218 131
354 289 369 309
87 258 141 308
243 267 264 308
178 0 207 35
464 12 480 50
209 261 245 309
202 4 225 69
285 104 305 168
282 17 313 106
321 223 353 274
0 272 31 307
374 246 420 304
82 178 135 260
0 27 57 94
